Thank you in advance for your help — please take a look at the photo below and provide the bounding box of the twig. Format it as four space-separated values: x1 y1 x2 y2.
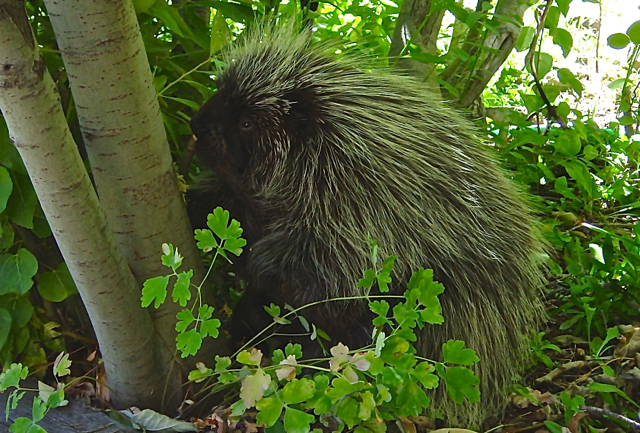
179 135 197 178
524 0 562 126
579 405 640 431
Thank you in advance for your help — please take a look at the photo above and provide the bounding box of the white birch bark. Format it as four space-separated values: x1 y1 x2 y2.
41 0 224 359
0 0 179 411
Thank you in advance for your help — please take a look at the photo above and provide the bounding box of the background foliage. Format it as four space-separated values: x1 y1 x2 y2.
1 0 640 431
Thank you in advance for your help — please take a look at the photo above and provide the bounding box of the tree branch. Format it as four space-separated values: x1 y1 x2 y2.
440 0 533 108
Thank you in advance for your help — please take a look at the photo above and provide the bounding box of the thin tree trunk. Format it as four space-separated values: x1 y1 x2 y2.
390 0 532 108
42 0 226 365
440 0 532 107
0 0 176 411
389 0 444 88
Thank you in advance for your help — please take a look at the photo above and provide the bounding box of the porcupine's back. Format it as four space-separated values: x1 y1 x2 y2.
196 24 546 425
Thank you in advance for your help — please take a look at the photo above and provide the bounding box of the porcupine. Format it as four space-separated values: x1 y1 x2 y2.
187 23 546 426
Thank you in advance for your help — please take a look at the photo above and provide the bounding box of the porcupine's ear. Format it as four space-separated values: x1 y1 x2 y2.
283 87 322 146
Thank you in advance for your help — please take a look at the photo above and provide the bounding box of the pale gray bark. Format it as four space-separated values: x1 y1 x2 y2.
440 0 533 107
389 0 444 88
0 0 175 411
390 0 533 108
42 0 226 364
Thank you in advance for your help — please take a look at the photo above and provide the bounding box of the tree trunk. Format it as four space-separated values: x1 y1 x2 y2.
0 0 177 412
390 0 533 108
42 0 228 383
389 0 444 88
440 0 533 108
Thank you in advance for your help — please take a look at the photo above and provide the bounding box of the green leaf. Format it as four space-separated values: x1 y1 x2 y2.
148 0 191 41
305 375 332 415
31 396 47 423
256 396 285 427
608 78 627 89
0 249 38 296
358 390 376 420
357 269 376 289
53 352 71 377
380 256 396 274
380 336 415 370
627 19 640 44
208 1 255 23
393 302 419 329
515 26 535 52
200 318 221 338
141 275 170 308
0 308 11 350
410 269 444 324
230 400 246 417
9 417 46 433
396 380 430 417
162 96 201 110
556 0 570 16
45 389 67 409
194 229 217 252
553 28 573 57
370 300 392 326
237 349 264 366
0 220 15 250
557 68 583 96
175 309 196 332
412 362 439 389
160 243 183 270
188 365 213 383
133 0 155 14
282 378 316 405
557 101 570 119
5 171 37 229
607 33 630 49
562 160 595 197
554 131 582 156
0 363 28 390
37 263 78 302
439 366 480 404
215 355 232 372
583 145 598 160
210 11 231 55
336 396 360 429
1 294 33 329
326 376 367 402
544 421 564 433
207 207 243 240
172 270 193 307
442 340 479 365
0 166 13 213
176 328 202 357
376 271 392 293
285 343 303 359
283 407 315 433
224 236 247 256
527 52 553 79
264 303 281 318
240 368 271 408
544 7 560 32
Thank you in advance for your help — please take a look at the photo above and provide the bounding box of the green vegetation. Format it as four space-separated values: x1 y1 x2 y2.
1 0 640 432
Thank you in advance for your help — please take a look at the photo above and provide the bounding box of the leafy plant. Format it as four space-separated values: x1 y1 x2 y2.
141 208 480 432
0 353 71 433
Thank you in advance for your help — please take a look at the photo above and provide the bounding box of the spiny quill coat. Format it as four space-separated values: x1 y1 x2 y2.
188 23 546 426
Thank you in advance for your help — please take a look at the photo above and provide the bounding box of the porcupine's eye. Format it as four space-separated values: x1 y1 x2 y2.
239 118 253 132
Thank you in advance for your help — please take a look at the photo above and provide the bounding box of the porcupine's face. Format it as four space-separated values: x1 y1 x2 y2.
190 60 320 190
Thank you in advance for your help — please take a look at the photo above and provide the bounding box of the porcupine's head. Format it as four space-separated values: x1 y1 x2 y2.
189 25 334 193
